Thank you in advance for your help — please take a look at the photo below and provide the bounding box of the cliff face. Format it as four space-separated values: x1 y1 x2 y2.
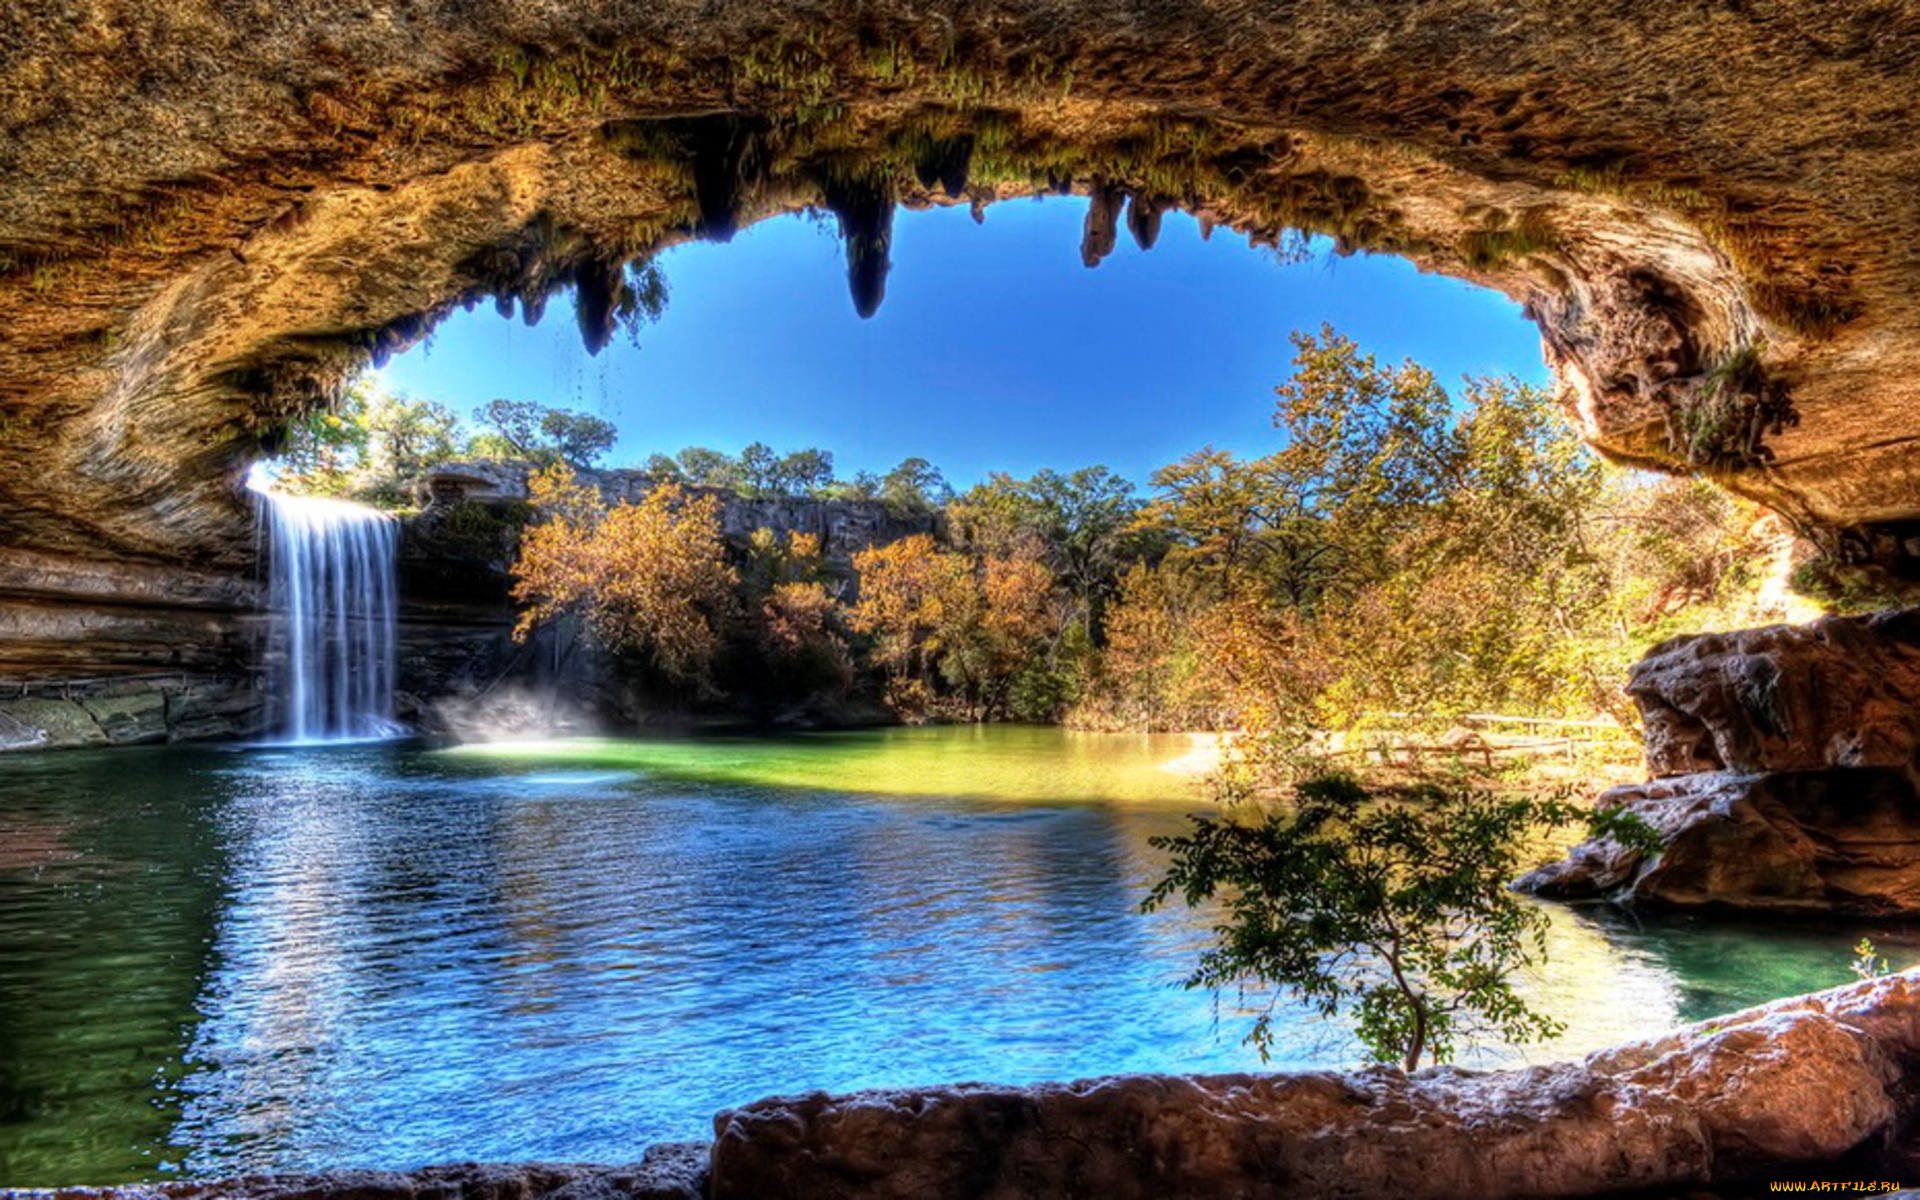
3 0 1920 584
0 548 263 750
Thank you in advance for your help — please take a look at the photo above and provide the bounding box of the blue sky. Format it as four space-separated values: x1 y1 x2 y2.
376 198 1550 490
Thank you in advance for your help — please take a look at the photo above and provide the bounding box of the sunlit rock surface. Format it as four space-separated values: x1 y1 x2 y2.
709 974 1920 1198
1523 609 1920 913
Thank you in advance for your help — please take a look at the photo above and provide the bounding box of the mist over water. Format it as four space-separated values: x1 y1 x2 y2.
1 729 1911 1185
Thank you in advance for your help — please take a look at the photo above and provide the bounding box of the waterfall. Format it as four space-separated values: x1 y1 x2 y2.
254 482 401 744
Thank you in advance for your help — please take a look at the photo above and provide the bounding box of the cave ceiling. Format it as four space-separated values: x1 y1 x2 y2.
3 0 1918 569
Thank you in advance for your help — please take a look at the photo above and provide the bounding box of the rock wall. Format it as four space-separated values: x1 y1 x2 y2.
0 548 264 750
1522 608 1920 914
39 972 1920 1199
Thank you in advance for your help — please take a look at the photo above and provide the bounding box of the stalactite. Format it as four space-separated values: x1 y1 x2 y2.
1081 177 1124 268
912 135 975 198
1125 193 1168 251
819 171 897 319
686 115 762 243
573 257 626 356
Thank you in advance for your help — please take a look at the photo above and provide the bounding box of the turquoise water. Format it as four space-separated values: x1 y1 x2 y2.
0 727 1911 1185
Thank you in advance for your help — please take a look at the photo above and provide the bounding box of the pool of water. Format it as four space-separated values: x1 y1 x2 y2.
1 726 1912 1185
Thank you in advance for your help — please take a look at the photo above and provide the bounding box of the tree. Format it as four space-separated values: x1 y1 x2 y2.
879 457 952 512
472 400 616 468
738 528 850 697
1145 773 1656 1071
540 408 618 468
826 469 883 502
739 441 781 496
950 466 1143 633
275 378 464 502
779 448 836 496
473 399 548 458
510 465 738 691
847 534 972 687
675 446 743 490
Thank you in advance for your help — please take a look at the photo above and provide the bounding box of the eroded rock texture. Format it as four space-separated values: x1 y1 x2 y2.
0 547 264 748
1521 609 1920 913
707 972 1920 1200
3 0 1920 581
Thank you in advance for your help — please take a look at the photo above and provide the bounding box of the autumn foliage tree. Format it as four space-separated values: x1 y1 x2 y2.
511 464 738 692
848 534 1064 720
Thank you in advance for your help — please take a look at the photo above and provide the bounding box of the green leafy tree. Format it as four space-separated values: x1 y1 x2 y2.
1146 773 1657 1071
779 448 837 496
472 400 616 468
952 466 1144 632
739 441 781 496
879 457 952 512
539 409 618 468
675 446 744 490
276 378 463 503
473 399 548 458
826 469 883 502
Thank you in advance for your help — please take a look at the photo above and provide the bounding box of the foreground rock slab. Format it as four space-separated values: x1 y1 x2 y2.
709 973 1920 1200
1524 609 1920 914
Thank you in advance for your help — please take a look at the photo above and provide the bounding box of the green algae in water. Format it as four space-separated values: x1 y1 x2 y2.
440 725 1220 804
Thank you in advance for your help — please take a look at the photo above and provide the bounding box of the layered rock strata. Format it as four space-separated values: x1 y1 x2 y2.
1521 608 1920 913
0 548 263 749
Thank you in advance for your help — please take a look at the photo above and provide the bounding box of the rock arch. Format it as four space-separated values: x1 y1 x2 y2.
6 0 1919 568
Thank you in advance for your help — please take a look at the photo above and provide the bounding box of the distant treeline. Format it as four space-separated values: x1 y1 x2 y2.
477 327 1808 733
280 391 954 512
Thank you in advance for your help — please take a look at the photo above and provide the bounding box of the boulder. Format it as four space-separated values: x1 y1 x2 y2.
1520 767 1920 914
1630 609 1920 778
1525 609 1920 914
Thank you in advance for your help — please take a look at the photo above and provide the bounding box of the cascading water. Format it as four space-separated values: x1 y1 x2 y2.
253 474 401 743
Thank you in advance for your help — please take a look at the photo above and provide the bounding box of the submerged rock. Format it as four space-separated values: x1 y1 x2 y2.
1524 609 1920 914
45 1147 709 1200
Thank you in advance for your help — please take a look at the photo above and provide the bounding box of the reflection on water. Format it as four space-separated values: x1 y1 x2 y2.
1 728 1915 1185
